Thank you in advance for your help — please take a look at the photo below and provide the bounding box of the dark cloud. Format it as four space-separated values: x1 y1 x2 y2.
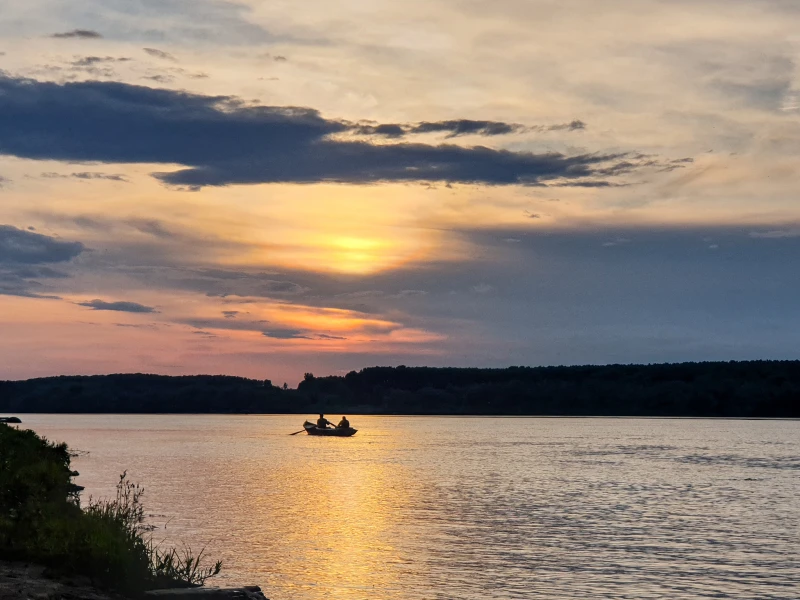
0 273 61 299
73 172 128 181
0 225 84 298
71 56 132 67
222 310 239 318
0 175 7 187
51 30 103 39
545 120 586 131
411 119 523 137
0 76 664 188
143 48 177 61
11 266 71 279
357 119 586 138
78 299 157 313
41 171 128 182
179 317 265 330
142 74 175 84
0 225 85 265
262 328 312 339
180 271 308 298
354 123 407 138
550 180 625 188
191 330 217 337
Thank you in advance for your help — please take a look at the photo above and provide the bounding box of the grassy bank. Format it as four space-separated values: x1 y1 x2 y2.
0 424 220 594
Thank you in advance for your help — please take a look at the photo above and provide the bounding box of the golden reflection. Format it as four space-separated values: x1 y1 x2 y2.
227 423 421 599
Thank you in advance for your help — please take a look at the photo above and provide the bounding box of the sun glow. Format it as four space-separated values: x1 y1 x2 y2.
328 236 394 274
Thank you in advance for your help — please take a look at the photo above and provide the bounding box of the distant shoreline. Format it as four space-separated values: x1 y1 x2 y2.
10 414 800 422
3 361 799 418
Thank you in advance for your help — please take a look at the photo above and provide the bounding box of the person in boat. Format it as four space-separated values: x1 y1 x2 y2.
316 414 333 429
337 416 350 429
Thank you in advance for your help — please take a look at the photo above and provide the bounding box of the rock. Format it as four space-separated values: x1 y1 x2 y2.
145 587 268 600
0 561 120 600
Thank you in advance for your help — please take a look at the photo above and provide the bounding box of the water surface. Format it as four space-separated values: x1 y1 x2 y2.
23 415 800 599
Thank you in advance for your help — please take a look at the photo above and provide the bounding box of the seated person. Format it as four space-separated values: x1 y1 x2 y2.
337 416 350 429
317 414 333 429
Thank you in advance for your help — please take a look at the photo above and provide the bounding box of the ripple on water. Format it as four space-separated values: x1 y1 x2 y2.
22 415 800 600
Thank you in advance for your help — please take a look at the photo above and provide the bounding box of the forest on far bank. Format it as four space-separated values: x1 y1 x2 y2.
1 360 798 417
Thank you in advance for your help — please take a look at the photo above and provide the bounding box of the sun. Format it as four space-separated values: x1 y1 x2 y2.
322 236 393 274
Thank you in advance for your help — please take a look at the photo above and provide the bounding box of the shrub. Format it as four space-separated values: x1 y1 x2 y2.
0 425 221 593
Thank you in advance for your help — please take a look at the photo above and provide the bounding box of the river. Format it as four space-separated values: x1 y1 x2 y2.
22 415 800 599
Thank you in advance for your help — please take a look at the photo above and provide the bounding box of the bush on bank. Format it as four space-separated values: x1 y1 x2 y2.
0 424 220 593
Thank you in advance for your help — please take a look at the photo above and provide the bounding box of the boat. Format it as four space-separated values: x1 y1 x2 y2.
303 421 357 437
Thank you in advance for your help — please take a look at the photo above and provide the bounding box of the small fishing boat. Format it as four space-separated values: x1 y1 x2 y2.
303 421 357 437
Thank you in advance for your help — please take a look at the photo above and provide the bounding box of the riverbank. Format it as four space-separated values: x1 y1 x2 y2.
0 423 228 597
0 561 120 600
0 561 270 600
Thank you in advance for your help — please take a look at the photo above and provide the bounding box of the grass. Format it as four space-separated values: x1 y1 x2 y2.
0 424 222 593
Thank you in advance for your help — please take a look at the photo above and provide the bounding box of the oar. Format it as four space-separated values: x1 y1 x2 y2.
289 428 306 435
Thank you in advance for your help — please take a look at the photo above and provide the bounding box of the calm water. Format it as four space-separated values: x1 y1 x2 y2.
21 415 800 600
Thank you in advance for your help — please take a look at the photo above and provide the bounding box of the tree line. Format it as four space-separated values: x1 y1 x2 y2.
1 361 798 417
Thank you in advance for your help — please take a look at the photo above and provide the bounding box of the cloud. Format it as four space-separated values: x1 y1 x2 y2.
222 310 239 318
354 123 407 138
0 274 61 299
262 328 312 339
355 119 585 138
78 299 157 313
125 219 177 239
71 56 132 67
143 48 176 61
545 120 586 131
51 30 103 39
142 74 175 84
0 225 84 298
409 119 524 137
0 76 668 188
179 317 268 332
0 225 85 265
41 171 128 182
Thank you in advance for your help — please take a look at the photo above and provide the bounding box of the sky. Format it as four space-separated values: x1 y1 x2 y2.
1 0 799 384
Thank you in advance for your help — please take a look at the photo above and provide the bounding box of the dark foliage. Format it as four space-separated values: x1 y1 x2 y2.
0 425 220 592
1 361 799 417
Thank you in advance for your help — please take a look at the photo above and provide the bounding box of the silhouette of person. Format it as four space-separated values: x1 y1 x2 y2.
317 414 333 429
337 416 350 429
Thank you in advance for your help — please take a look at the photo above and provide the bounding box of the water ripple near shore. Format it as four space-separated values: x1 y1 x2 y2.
24 416 800 600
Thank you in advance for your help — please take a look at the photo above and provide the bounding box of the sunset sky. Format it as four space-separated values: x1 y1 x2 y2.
1 0 799 384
